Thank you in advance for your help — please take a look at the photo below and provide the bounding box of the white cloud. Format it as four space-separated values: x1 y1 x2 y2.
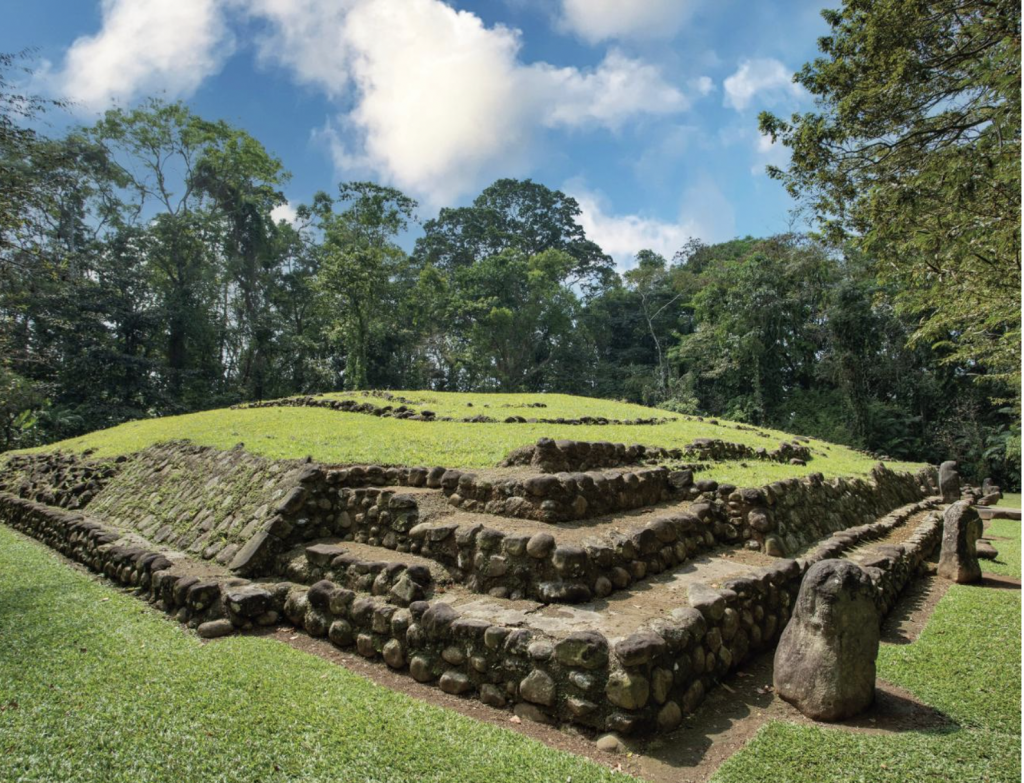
723 58 803 111
692 75 714 96
56 0 691 205
559 0 695 43
58 0 231 109
534 50 687 130
249 0 688 206
271 201 298 225
570 185 702 271
751 131 789 175
247 0 357 100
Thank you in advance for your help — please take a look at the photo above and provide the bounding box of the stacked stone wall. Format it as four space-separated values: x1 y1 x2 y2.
280 498 941 735
501 438 811 472
0 450 122 508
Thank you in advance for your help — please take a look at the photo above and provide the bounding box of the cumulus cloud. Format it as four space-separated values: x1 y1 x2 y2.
534 50 687 130
271 201 298 225
558 0 695 43
57 0 690 204
249 0 687 205
723 58 803 111
569 178 736 270
691 75 714 96
58 0 231 109
569 185 698 270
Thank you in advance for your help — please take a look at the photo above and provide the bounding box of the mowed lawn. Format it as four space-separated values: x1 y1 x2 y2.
713 518 1022 782
15 391 924 487
0 525 631 783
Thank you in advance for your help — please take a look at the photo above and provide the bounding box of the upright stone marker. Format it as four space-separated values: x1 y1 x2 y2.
938 501 983 583
774 559 880 721
938 460 960 503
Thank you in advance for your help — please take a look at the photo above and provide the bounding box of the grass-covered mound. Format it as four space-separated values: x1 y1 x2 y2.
16 391 925 487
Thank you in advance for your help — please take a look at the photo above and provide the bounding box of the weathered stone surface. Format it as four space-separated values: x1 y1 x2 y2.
605 670 649 711
520 669 557 706
554 631 609 670
197 619 234 639
774 559 880 721
614 631 666 667
439 670 473 695
526 532 555 559
938 501 982 584
687 582 725 621
382 639 405 669
595 733 625 753
657 700 682 731
976 539 998 560
939 460 960 503
224 585 271 618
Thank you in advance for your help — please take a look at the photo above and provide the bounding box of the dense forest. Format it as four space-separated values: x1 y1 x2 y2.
0 1 1020 487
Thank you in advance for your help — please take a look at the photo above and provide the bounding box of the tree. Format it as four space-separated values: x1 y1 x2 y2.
313 183 418 390
454 248 587 391
759 0 1021 417
414 178 614 291
87 99 289 403
623 250 684 399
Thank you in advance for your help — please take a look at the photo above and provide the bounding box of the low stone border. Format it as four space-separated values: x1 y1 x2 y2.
0 491 290 636
236 395 675 426
501 437 811 472
282 542 436 606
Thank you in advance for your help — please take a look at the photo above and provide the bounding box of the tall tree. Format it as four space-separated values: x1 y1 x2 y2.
414 178 614 291
314 183 418 390
759 0 1021 416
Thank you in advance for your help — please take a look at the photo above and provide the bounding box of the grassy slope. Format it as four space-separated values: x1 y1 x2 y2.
16 392 923 486
0 525 631 783
995 492 1022 509
713 522 1022 783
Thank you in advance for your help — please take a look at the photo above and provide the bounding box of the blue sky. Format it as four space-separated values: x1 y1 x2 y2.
3 0 829 269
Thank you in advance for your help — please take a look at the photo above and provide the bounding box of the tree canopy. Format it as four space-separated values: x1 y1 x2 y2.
759 0 1021 409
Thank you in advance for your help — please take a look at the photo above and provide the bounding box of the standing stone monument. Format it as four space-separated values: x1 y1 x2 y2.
938 460 960 503
774 559 880 721
938 501 983 583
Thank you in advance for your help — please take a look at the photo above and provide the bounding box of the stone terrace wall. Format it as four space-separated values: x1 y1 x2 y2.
74 442 312 570
441 466 675 523
279 498 941 735
257 464 938 604
500 438 812 472
0 492 290 631
712 464 939 556
0 450 123 509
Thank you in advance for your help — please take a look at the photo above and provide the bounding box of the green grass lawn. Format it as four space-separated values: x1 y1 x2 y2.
995 492 1022 509
713 522 1022 783
12 392 924 487
0 525 631 783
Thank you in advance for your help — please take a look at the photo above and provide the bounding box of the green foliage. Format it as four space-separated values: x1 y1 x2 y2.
0 53 1017 488
314 182 418 390
0 525 632 783
413 177 613 289
759 0 1021 413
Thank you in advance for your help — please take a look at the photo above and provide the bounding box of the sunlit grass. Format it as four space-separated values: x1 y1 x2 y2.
13 392 925 484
